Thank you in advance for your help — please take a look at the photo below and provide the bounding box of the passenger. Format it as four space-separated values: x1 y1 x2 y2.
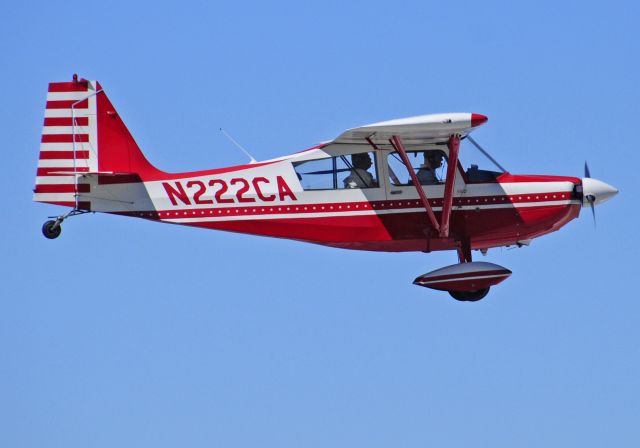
416 150 444 185
344 153 377 188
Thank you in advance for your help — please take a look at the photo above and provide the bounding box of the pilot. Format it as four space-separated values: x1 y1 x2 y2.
416 150 444 185
344 153 377 188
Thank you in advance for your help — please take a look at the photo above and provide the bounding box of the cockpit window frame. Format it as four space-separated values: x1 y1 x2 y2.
292 150 381 191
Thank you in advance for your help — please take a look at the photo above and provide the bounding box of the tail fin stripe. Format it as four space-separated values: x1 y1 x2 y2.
44 117 89 126
41 134 89 143
46 99 89 109
39 151 90 160
34 184 90 194
48 82 90 93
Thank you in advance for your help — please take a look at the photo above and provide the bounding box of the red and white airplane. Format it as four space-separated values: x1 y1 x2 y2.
34 76 618 301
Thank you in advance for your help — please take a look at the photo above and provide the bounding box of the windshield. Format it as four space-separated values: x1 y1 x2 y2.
458 136 506 182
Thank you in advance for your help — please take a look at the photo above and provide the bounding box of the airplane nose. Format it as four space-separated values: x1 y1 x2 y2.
581 177 619 206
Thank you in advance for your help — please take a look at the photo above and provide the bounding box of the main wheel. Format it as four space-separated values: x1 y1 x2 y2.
42 220 62 239
449 287 490 302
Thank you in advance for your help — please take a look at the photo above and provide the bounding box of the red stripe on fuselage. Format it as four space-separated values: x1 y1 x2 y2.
497 173 580 183
137 160 280 181
146 192 575 219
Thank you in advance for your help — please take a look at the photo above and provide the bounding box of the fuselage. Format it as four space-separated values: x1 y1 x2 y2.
87 144 582 253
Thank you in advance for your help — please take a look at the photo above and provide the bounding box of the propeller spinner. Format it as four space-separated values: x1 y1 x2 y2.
581 161 618 225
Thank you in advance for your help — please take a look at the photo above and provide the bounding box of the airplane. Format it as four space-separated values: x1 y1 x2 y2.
33 75 618 301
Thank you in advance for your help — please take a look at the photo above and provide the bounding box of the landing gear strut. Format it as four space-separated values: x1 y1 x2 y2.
445 241 491 301
41 209 89 240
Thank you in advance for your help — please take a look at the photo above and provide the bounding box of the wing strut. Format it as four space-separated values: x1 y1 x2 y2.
457 238 472 263
439 134 460 238
389 135 440 233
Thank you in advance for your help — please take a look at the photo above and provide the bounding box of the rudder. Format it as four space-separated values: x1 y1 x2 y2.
33 75 161 210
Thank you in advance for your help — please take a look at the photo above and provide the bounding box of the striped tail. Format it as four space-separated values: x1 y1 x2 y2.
33 75 161 210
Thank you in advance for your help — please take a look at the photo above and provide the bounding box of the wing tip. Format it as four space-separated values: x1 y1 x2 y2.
471 113 488 127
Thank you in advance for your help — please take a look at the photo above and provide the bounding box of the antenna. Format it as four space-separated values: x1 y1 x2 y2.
219 128 257 163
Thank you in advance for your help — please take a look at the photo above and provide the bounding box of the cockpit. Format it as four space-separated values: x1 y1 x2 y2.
292 135 505 192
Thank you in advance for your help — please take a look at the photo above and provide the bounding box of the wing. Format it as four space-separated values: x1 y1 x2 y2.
330 112 488 147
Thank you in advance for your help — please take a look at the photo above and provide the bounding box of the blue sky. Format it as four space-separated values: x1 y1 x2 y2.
2 1 638 446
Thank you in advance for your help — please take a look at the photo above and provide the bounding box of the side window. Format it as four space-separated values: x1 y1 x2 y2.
293 152 378 190
339 152 378 189
293 157 336 190
387 150 448 186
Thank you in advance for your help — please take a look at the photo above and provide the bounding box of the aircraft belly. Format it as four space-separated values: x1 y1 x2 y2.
129 201 579 253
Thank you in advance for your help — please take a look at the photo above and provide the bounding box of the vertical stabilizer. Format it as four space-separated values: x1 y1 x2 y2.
33 76 162 210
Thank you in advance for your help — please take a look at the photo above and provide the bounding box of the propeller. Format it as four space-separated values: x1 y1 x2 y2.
580 162 618 227
584 161 596 226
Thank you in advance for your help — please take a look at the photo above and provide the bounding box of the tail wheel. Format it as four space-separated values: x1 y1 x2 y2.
448 287 490 302
42 220 62 239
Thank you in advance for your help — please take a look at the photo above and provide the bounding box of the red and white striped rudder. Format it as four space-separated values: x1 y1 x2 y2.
33 75 161 210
